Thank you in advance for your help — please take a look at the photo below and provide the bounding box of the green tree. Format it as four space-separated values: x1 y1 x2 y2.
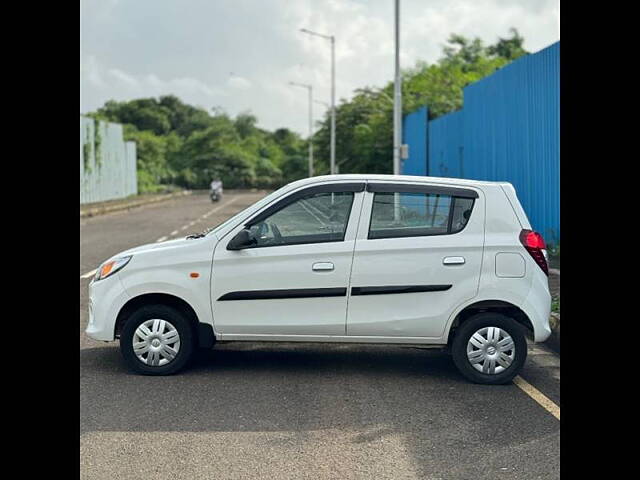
234 112 259 139
124 128 171 192
487 28 527 61
98 99 172 135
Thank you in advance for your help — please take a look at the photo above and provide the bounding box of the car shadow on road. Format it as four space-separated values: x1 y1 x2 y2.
81 342 464 386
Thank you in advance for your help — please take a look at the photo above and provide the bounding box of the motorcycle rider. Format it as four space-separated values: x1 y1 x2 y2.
210 178 223 202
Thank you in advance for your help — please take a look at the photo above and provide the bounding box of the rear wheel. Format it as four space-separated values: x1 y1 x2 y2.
120 305 195 375
451 312 527 384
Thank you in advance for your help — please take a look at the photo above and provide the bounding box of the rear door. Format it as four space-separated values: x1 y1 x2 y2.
346 182 485 339
212 182 365 336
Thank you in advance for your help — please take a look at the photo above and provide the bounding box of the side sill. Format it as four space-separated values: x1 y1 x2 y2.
216 334 448 345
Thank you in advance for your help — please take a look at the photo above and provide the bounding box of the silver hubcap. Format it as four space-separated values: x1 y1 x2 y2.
133 319 181 367
466 326 515 375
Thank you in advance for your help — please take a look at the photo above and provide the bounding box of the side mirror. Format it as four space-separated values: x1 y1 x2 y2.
227 228 256 250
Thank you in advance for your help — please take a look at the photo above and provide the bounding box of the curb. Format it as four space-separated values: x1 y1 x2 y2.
80 190 192 218
545 312 560 354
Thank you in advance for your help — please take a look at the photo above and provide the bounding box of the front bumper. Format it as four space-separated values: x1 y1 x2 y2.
85 273 131 342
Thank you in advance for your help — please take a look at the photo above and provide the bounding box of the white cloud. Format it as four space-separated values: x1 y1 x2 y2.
228 75 252 90
108 68 139 88
80 0 560 134
81 55 107 88
80 55 227 108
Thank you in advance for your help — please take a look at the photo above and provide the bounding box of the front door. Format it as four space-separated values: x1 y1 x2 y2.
212 183 365 336
346 182 485 339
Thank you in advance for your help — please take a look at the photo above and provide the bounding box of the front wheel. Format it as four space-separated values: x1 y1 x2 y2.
451 313 527 385
120 305 195 375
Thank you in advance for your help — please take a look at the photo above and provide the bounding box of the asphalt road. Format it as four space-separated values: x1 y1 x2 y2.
80 191 560 480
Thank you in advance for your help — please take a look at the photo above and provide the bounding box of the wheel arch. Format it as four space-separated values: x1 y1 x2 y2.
446 300 534 346
115 293 215 348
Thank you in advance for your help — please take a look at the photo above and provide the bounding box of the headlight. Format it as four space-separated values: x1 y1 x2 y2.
94 256 132 281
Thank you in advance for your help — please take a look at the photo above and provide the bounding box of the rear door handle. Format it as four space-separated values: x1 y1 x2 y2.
443 256 465 265
312 262 334 271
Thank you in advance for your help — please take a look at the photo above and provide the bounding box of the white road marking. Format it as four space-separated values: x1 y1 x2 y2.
170 230 179 236
178 198 238 233
549 268 560 275
176 197 240 234
513 375 560 420
206 197 238 217
80 269 97 279
156 236 168 243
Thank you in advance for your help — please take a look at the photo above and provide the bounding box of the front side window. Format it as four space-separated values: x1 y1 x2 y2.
368 192 474 239
249 191 354 247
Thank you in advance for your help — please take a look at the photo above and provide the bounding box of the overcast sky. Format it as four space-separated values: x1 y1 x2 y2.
80 0 559 135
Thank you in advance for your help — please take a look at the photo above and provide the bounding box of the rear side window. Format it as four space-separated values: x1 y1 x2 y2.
368 192 475 239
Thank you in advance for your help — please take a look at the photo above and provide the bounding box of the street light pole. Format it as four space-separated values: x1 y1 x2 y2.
300 28 336 175
289 81 314 177
330 35 336 176
309 85 314 177
393 0 402 176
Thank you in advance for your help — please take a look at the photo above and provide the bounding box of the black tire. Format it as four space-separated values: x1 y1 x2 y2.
451 312 527 385
120 304 195 375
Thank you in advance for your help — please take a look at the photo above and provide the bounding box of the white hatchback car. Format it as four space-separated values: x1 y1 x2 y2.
86 174 551 384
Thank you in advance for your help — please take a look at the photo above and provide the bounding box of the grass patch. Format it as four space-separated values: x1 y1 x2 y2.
547 243 560 270
551 296 560 314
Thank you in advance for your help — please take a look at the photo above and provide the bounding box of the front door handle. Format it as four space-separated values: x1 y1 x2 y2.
312 262 334 272
443 256 465 265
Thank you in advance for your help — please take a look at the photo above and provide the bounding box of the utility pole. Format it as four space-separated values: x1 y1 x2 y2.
393 0 403 221
330 34 336 176
393 0 402 176
309 85 314 177
289 81 314 177
300 28 336 175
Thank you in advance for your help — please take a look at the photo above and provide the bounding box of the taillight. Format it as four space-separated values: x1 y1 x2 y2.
519 229 548 275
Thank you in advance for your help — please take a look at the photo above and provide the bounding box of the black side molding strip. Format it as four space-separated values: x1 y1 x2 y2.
366 183 478 199
351 285 452 296
218 287 347 301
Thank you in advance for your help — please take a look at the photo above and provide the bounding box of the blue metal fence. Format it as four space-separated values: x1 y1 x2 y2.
401 106 428 176
402 41 560 244
428 110 464 178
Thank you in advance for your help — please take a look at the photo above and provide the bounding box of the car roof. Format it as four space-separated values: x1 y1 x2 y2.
288 174 507 189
